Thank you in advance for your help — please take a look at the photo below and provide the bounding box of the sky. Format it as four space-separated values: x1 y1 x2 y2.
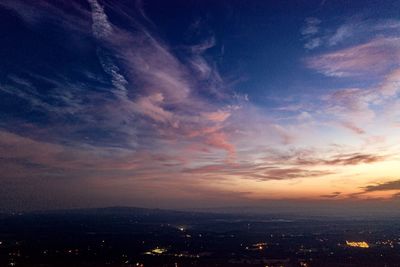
1 0 400 213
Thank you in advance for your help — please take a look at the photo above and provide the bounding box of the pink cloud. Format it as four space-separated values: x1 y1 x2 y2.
307 38 400 77
205 132 236 158
380 68 400 96
271 124 295 145
0 130 182 173
322 87 376 133
184 125 221 138
133 93 176 125
340 121 365 135
202 110 231 122
319 66 400 134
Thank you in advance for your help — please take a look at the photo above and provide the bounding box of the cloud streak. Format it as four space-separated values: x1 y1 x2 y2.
301 17 322 50
307 37 400 77
362 180 400 193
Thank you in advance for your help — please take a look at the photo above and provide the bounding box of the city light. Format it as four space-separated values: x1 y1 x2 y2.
346 241 370 248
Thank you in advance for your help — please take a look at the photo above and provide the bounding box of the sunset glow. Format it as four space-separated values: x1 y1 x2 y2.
1 0 400 213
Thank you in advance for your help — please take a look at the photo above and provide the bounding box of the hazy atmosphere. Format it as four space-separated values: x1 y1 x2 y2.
1 0 400 213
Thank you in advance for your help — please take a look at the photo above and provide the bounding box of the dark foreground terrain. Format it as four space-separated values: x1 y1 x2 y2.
0 207 399 267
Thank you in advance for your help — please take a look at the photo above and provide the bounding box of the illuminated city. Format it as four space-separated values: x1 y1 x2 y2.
1 208 400 266
346 241 370 249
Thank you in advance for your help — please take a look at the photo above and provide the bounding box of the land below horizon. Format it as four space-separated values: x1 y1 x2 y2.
1 207 400 267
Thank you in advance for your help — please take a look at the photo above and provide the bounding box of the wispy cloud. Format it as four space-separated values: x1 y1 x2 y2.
184 162 333 181
133 93 176 125
304 38 321 50
87 0 112 39
347 174 400 199
264 149 386 167
320 191 341 198
339 121 365 135
202 110 231 122
301 18 321 35
307 37 400 77
88 0 129 99
327 24 353 46
0 0 242 158
322 153 384 165
301 17 400 50
362 180 400 193
301 17 322 50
